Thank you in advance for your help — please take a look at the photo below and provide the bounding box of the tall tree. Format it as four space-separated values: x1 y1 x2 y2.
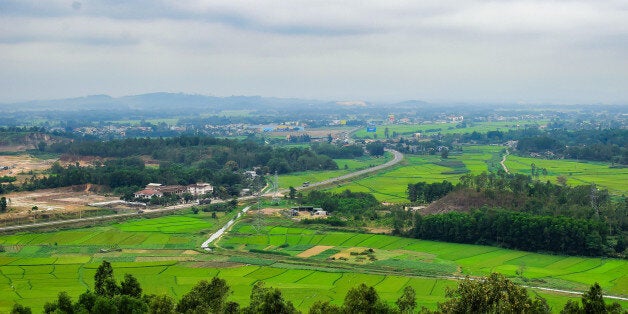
396 286 417 314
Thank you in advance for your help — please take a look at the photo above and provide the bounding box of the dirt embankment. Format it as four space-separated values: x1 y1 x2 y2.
421 189 523 215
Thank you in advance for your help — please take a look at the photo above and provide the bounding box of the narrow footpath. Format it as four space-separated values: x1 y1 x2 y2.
501 149 510 173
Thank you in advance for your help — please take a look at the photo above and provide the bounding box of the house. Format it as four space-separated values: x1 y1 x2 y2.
157 185 187 195
187 183 213 196
134 189 164 199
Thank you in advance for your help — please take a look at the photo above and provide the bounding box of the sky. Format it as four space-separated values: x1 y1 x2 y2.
0 0 627 104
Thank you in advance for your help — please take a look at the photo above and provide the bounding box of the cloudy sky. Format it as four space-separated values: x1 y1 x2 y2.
1 0 627 104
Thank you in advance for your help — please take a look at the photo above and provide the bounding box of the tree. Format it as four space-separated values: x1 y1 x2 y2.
120 273 142 298
441 147 449 159
582 283 607 314
94 261 118 297
244 281 298 314
562 283 623 314
10 303 32 314
396 286 416 313
438 273 550 314
343 283 391 314
289 186 297 199
309 300 342 314
366 142 385 156
0 196 7 212
148 294 175 314
176 277 230 313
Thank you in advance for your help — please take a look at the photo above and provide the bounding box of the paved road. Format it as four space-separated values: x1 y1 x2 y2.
201 206 250 251
0 149 403 233
300 148 403 190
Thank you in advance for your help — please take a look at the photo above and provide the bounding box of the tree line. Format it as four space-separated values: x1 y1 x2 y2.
401 173 627 257
0 136 342 198
409 208 609 256
10 261 624 314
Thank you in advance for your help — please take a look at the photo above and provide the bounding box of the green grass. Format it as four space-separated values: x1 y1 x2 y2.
219 221 628 300
278 154 392 189
1 210 627 313
328 145 503 202
505 155 628 195
353 120 547 139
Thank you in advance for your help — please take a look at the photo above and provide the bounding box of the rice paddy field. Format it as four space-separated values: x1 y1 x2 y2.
327 145 503 202
352 120 547 139
0 212 627 312
505 155 628 195
219 219 628 310
278 153 392 189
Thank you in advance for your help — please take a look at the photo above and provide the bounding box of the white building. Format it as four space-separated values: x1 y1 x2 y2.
188 183 213 196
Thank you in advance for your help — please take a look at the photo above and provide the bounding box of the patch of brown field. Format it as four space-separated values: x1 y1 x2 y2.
182 250 199 255
423 189 523 215
0 155 57 180
0 185 119 220
365 227 391 234
59 155 108 167
123 249 151 254
331 247 368 259
297 245 334 258
248 207 285 216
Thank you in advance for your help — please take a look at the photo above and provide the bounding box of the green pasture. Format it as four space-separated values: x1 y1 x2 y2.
353 120 546 139
1 210 627 312
328 145 503 202
505 155 628 195
278 153 392 189
220 221 628 300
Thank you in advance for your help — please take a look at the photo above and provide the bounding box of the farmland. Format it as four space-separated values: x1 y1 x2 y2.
504 155 628 195
327 145 503 202
352 120 547 139
278 153 392 189
1 211 626 312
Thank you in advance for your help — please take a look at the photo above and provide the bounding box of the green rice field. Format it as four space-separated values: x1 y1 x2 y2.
2 212 627 312
353 120 547 139
505 155 628 195
220 221 628 309
278 153 392 189
328 145 503 202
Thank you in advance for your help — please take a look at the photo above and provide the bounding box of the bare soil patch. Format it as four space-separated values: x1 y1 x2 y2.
0 185 119 218
297 245 334 258
0 154 57 181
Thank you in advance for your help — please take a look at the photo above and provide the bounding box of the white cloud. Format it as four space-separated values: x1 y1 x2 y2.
0 0 626 103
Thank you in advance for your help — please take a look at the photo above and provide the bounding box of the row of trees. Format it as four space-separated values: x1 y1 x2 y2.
43 136 341 173
0 137 343 197
12 261 623 314
302 190 380 216
407 181 454 203
409 208 610 256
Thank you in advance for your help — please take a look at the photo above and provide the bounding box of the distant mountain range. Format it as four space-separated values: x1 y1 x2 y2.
0 93 435 113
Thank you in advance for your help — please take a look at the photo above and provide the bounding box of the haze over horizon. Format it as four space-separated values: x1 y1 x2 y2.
1 1 627 105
